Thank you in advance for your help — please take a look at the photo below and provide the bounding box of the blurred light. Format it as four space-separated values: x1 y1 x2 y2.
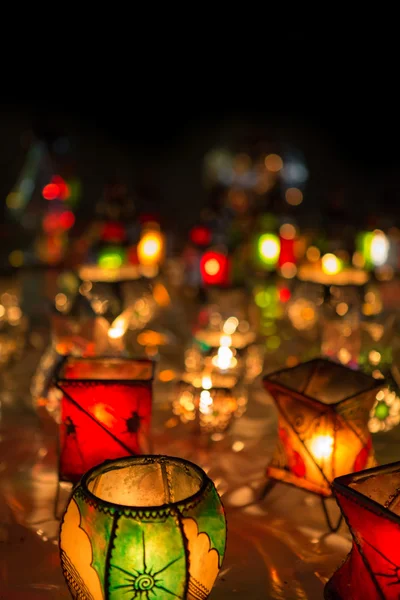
265 154 283 172
42 183 59 200
285 187 303 206
369 350 381 366
137 230 164 266
370 230 389 266
199 389 213 415
232 441 244 452
0 305 5 318
52 175 70 200
59 211 75 230
352 251 365 268
322 253 342 275
223 317 239 335
190 225 212 246
306 246 320 262
55 293 68 309
201 375 212 390
204 258 220 276
220 335 232 347
102 222 126 243
98 247 125 269
279 223 296 240
336 302 348 316
257 233 280 267
6 192 23 209
280 262 297 279
9 250 24 267
279 287 291 303
338 348 351 364
158 369 176 382
153 283 170 307
267 335 281 349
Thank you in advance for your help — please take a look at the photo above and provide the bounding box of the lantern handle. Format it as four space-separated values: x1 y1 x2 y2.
321 497 344 533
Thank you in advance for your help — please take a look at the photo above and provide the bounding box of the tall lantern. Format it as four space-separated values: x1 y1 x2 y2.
60 455 227 600
56 356 154 483
263 358 383 530
325 461 400 600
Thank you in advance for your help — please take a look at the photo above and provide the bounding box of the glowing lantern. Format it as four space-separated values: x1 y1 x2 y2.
56 357 154 483
98 246 126 269
325 461 400 599
255 233 280 269
321 253 343 276
263 358 383 529
200 251 230 286
137 228 165 267
60 455 226 600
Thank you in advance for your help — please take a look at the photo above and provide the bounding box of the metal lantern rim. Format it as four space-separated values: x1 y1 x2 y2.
78 455 212 514
263 357 384 409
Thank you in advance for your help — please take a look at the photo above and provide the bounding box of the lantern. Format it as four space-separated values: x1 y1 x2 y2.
254 233 280 270
263 358 383 529
325 461 400 599
200 251 230 286
56 357 154 483
60 455 227 600
137 228 165 267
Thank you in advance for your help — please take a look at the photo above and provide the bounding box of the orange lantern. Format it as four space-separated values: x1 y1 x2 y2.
263 358 383 530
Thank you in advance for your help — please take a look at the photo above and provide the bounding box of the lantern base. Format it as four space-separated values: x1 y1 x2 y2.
262 472 343 533
267 465 332 497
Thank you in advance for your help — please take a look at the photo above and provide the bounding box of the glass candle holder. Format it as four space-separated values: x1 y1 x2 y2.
263 358 384 498
56 356 154 483
60 455 227 600
325 461 400 599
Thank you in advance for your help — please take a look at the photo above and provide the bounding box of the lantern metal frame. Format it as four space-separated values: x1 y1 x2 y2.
262 357 383 532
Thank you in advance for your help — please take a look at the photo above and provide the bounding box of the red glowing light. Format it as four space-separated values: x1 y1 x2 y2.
59 211 75 230
43 183 60 200
52 175 70 200
279 287 291 303
200 251 230 286
43 213 60 233
279 236 296 267
190 225 212 247
101 222 126 242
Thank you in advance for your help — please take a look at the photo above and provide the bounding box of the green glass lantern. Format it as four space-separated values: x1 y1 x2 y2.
60 455 227 599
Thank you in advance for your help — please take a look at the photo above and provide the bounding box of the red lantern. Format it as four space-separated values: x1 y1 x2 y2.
56 357 154 483
200 251 230 286
325 461 400 599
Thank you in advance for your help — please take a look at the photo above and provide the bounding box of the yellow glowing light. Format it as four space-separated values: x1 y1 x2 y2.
0 305 5 318
204 258 220 276
279 223 296 240
6 192 23 209
212 346 236 371
220 335 232 347
223 317 239 335
260 238 280 260
55 293 68 308
108 325 125 340
199 389 213 414
338 348 352 365
232 441 244 452
201 375 213 390
322 253 342 275
309 435 334 460
306 246 321 263
137 230 164 266
265 153 283 172
9 250 24 267
285 187 303 206
369 350 381 366
152 283 170 307
158 369 176 382
336 302 349 316
280 262 297 279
